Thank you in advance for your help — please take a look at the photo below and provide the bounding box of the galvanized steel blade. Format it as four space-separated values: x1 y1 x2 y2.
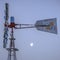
3 3 9 48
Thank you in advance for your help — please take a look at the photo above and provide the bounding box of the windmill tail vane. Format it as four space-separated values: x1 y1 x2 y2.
35 18 57 34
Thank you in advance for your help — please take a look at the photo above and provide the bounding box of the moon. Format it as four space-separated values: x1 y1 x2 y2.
30 43 34 47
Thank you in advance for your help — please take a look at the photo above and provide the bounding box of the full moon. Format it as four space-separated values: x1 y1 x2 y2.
30 43 34 47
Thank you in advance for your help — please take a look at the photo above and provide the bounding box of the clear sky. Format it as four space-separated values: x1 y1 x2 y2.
0 0 60 60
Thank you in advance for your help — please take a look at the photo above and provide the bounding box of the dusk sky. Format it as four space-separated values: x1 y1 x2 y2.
0 0 60 60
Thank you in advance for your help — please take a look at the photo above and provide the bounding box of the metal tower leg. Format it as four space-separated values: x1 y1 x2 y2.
6 28 18 60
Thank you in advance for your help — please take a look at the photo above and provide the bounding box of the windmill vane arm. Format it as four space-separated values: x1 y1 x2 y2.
6 22 51 29
14 24 50 29
15 24 35 29
4 22 35 29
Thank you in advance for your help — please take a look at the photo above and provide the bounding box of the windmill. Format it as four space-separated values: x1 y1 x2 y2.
3 3 57 60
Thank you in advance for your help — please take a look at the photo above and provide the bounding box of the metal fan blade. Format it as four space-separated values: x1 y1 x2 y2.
3 3 9 48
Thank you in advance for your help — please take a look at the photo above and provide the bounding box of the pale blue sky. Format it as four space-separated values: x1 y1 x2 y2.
0 0 60 60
